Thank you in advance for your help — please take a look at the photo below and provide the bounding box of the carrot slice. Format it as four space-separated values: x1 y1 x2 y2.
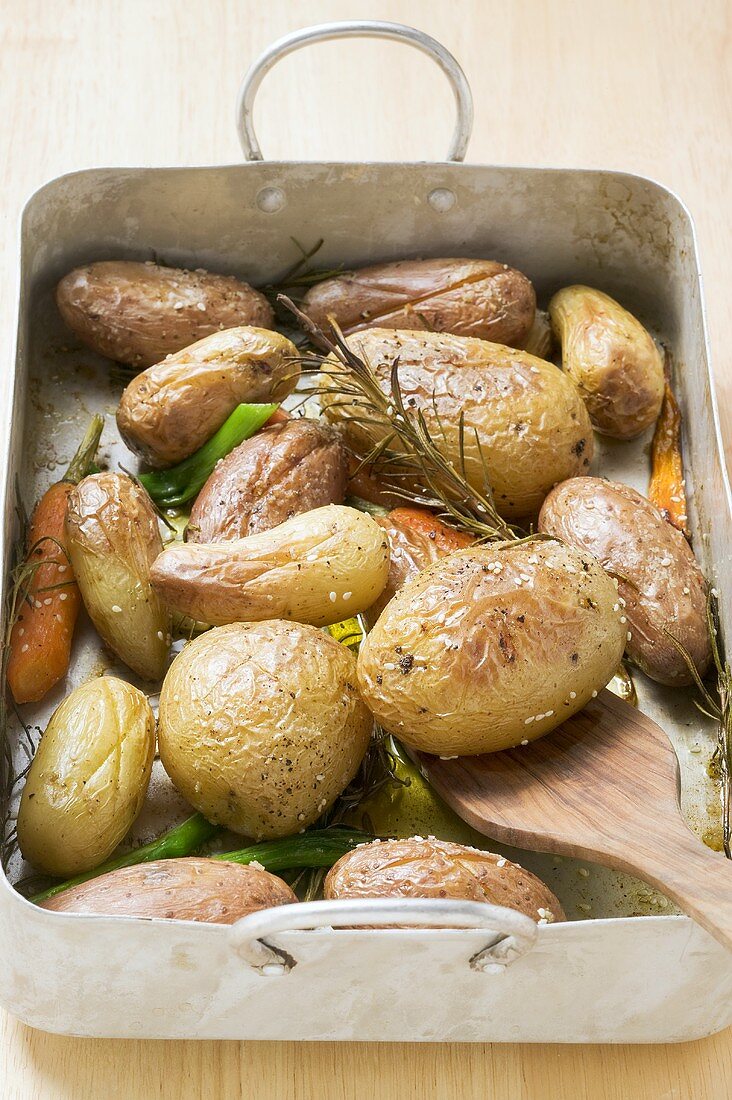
6 417 103 704
386 507 474 554
648 352 688 537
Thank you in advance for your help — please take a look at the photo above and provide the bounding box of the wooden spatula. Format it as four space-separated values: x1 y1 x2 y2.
416 688 732 952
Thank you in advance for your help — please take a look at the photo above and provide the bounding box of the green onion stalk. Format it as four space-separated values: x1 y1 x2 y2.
138 402 278 508
30 818 371 905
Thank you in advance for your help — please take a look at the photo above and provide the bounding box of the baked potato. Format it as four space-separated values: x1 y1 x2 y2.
66 472 171 680
117 327 299 468
151 504 390 628
39 858 297 922
158 621 372 838
324 838 565 924
18 677 155 876
367 507 474 623
549 286 664 439
302 257 536 346
538 477 710 684
357 539 626 755
56 260 273 368
187 417 348 542
321 329 594 520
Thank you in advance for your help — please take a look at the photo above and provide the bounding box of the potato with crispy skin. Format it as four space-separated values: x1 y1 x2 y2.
549 286 664 439
302 257 536 347
367 507 474 622
151 504 390 628
158 621 372 838
325 838 565 924
39 858 297 922
66 472 170 680
56 260 273 368
321 328 594 520
538 476 710 685
18 678 155 876
358 540 626 756
187 418 348 542
117 327 299 468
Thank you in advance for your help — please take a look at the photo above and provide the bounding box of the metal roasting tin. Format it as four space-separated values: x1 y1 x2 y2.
2 21 732 1042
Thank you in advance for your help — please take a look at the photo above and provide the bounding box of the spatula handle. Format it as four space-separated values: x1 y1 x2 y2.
629 826 732 952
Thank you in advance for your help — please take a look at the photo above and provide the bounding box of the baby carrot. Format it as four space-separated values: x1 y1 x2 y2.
648 351 689 537
6 416 104 704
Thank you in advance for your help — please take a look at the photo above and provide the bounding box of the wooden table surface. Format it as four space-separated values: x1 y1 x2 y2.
1 1 731 1096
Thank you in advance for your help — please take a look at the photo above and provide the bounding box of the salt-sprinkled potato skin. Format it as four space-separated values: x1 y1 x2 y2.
158 621 373 838
56 261 274 368
302 257 536 347
321 329 594 520
116 327 300 468
66 472 171 680
538 477 710 685
324 838 565 924
549 286 664 439
188 418 348 542
39 858 297 922
367 507 474 623
18 678 155 876
357 540 626 756
151 504 390 628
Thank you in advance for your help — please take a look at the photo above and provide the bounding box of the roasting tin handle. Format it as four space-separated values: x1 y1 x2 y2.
229 899 537 975
236 21 474 163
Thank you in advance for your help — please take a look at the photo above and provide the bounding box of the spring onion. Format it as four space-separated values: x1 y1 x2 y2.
138 402 278 508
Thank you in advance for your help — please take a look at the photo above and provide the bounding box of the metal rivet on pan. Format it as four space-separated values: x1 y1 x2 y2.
427 187 456 212
256 187 286 213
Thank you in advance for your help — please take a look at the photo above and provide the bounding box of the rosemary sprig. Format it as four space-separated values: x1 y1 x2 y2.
280 296 523 543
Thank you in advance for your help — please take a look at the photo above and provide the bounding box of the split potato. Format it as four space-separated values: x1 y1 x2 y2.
357 540 626 755
302 257 536 347
158 621 372 838
325 837 565 924
18 677 155 876
549 286 664 439
66 472 171 680
56 260 273 368
538 477 710 684
40 858 297 922
117 327 299 467
188 417 348 542
151 504 390 628
321 328 594 520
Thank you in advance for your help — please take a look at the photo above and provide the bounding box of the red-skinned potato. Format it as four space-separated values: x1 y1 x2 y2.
302 257 536 346
39 858 297 922
538 477 710 685
56 261 273 368
187 417 348 542
324 838 565 924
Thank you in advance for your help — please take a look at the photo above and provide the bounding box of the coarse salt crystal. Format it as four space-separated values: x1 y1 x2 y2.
329 591 337 602
343 591 352 600
59 593 68 601
524 716 535 724
520 738 529 746
569 691 577 699
111 605 122 613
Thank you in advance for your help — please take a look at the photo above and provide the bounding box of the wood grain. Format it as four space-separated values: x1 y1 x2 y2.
1 0 732 1095
419 689 732 952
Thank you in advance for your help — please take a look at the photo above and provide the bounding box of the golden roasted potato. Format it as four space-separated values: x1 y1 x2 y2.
18 678 155 876
56 260 273 368
39 858 297 922
549 286 664 439
116 327 299 468
302 257 536 347
357 540 626 755
151 504 390 628
188 417 348 542
325 838 565 924
367 507 474 623
66 472 171 680
321 329 594 520
538 477 710 684
158 621 372 838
